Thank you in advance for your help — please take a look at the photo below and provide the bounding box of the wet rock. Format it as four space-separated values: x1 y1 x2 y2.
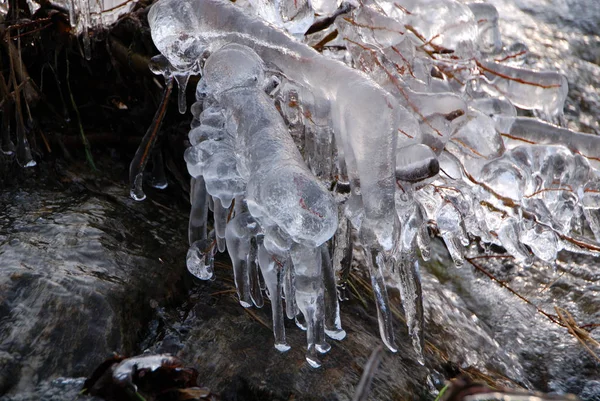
142 274 431 401
138 243 529 401
133 237 599 401
423 241 600 400
0 162 190 399
2 162 594 401
0 378 103 401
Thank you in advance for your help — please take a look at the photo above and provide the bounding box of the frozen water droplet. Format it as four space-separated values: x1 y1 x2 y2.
174 73 190 114
186 239 215 280
275 343 291 352
130 174 146 202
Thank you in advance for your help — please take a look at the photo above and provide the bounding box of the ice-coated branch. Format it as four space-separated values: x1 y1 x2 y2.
148 0 402 254
138 0 600 368
183 43 343 366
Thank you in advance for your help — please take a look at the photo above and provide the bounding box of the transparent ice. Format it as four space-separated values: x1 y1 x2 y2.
129 0 600 367
49 0 139 59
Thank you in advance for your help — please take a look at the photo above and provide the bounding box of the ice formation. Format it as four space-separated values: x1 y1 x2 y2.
67 0 139 59
19 0 139 59
130 0 600 367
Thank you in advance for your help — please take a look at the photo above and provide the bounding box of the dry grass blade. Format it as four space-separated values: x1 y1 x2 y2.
242 303 272 331
65 51 96 170
466 256 565 327
347 271 369 309
352 346 383 401
555 307 600 363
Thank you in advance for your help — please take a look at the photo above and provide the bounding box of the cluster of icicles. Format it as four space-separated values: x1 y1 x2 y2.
126 0 600 367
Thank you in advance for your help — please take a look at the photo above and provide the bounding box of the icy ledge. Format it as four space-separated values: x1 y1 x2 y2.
131 0 600 367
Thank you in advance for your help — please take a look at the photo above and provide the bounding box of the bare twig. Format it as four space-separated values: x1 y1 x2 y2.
0 26 40 104
555 307 600 363
465 256 565 327
66 51 97 170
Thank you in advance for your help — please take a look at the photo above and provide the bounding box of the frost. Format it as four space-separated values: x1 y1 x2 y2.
132 0 600 367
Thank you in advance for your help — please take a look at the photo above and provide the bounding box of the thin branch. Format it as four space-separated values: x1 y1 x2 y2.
475 60 562 89
465 256 565 327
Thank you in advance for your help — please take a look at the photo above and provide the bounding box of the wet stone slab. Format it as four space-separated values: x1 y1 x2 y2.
1 165 598 401
0 165 190 398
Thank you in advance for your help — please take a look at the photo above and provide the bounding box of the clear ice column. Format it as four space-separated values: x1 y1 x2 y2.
258 243 290 351
291 243 329 367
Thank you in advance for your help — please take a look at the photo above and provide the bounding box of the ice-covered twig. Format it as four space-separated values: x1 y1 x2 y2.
182 43 342 366
140 0 600 368
129 58 173 201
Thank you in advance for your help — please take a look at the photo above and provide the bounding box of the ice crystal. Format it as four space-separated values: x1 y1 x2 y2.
47 0 138 59
130 0 600 367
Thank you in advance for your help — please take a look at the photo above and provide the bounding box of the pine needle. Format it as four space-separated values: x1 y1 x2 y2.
65 52 96 171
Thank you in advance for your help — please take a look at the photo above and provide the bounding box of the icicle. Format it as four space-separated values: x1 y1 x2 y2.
1 103 14 155
497 218 533 266
247 236 264 308
258 243 290 351
291 243 327 367
283 257 297 320
441 234 465 267
10 52 34 167
321 244 346 340
187 238 216 280
417 221 431 261
234 195 245 216
150 148 168 189
364 247 397 352
295 313 307 331
217 236 226 255
520 222 558 262
213 197 229 253
305 124 335 179
69 0 92 60
82 0 92 61
467 3 502 54
15 119 34 168
395 255 424 365
189 176 209 245
436 202 467 267
174 73 190 114
583 187 600 243
393 195 425 362
503 117 600 170
477 61 568 116
225 212 261 307
332 213 353 283
302 89 335 179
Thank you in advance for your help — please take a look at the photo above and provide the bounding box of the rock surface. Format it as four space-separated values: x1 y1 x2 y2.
0 160 190 399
